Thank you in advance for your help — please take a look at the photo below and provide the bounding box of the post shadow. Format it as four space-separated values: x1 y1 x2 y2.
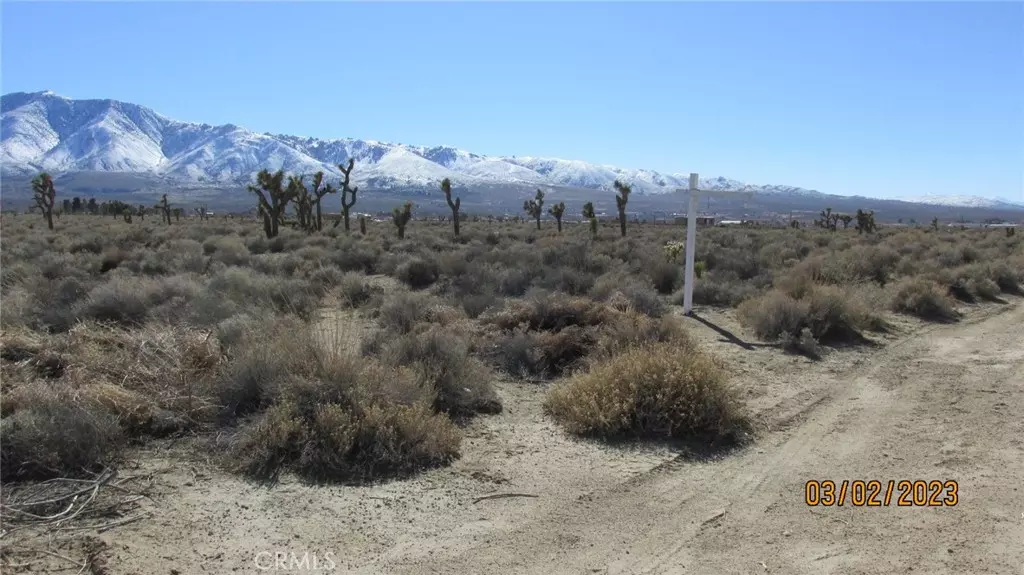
687 312 775 351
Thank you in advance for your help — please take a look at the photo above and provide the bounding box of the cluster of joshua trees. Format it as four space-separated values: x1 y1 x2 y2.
29 166 892 241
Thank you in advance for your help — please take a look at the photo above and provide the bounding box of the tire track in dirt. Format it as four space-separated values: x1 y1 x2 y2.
379 302 1024 575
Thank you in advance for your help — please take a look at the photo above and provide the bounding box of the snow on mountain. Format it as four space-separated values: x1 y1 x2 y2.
15 90 1021 211
1 91 827 197
902 195 1024 209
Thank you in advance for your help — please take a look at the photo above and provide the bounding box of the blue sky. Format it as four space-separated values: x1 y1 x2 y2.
2 1 1021 201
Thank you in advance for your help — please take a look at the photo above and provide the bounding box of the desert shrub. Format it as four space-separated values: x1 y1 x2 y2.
590 274 665 317
460 293 502 319
932 267 978 303
374 327 501 416
228 343 462 482
247 235 269 255
98 247 128 274
395 257 440 289
488 325 595 379
487 290 608 332
536 267 595 296
781 327 822 359
593 312 691 359
197 267 319 322
373 291 462 335
1 385 125 481
648 260 682 294
76 278 151 327
966 276 1001 302
497 267 539 297
685 271 762 307
337 272 379 307
890 278 959 322
988 263 1021 294
69 235 106 255
738 285 875 348
802 284 872 342
737 290 809 341
545 341 749 442
207 236 251 266
839 245 899 285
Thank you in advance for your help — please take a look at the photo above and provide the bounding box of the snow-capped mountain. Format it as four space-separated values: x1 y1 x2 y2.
1 91 825 196
1 91 1020 213
902 195 1024 210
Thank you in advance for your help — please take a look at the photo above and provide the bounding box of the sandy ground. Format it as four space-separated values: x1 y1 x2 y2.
6 299 1023 575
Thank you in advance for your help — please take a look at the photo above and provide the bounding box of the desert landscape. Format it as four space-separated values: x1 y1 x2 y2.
1 199 1022 573
3 2 1023 573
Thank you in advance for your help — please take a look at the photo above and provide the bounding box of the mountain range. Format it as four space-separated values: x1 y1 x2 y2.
2 90 1022 212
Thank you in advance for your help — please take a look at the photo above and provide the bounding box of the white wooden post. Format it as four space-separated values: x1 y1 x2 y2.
678 173 755 316
683 174 700 314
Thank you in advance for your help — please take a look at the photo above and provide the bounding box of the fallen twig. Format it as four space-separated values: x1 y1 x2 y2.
472 493 539 504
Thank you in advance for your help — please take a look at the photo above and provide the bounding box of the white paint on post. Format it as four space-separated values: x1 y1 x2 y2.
677 172 755 316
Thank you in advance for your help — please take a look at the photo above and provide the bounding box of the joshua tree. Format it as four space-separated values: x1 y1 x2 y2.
248 169 296 239
31 172 57 230
309 171 336 232
548 201 566 233
122 207 133 223
157 194 172 225
523 189 544 230
931 216 939 231
855 209 878 234
441 178 461 237
338 159 358 232
136 204 147 221
582 201 597 237
392 201 413 239
839 214 853 229
613 180 631 237
172 207 182 222
359 215 367 235
291 175 313 231
818 207 841 231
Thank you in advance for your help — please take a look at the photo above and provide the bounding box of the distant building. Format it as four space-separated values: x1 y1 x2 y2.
673 215 716 227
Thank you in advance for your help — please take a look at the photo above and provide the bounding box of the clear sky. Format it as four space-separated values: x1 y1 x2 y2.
2 1 1022 201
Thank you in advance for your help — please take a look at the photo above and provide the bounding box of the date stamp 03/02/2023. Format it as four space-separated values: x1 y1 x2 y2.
805 480 959 507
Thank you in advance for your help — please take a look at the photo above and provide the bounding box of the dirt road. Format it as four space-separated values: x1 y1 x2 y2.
55 302 1023 575
371 302 1024 575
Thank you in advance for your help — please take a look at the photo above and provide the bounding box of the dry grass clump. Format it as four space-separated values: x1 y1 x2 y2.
737 284 881 356
1 385 124 481
890 278 960 322
394 257 441 289
484 294 688 379
235 400 460 483
208 315 473 482
486 290 609 332
370 291 465 335
589 273 666 317
224 324 462 482
544 341 749 442
371 326 501 417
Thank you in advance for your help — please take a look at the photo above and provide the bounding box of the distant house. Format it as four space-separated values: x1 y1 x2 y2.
673 215 716 227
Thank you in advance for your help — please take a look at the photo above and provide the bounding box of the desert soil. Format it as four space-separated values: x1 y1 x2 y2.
12 301 1024 574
